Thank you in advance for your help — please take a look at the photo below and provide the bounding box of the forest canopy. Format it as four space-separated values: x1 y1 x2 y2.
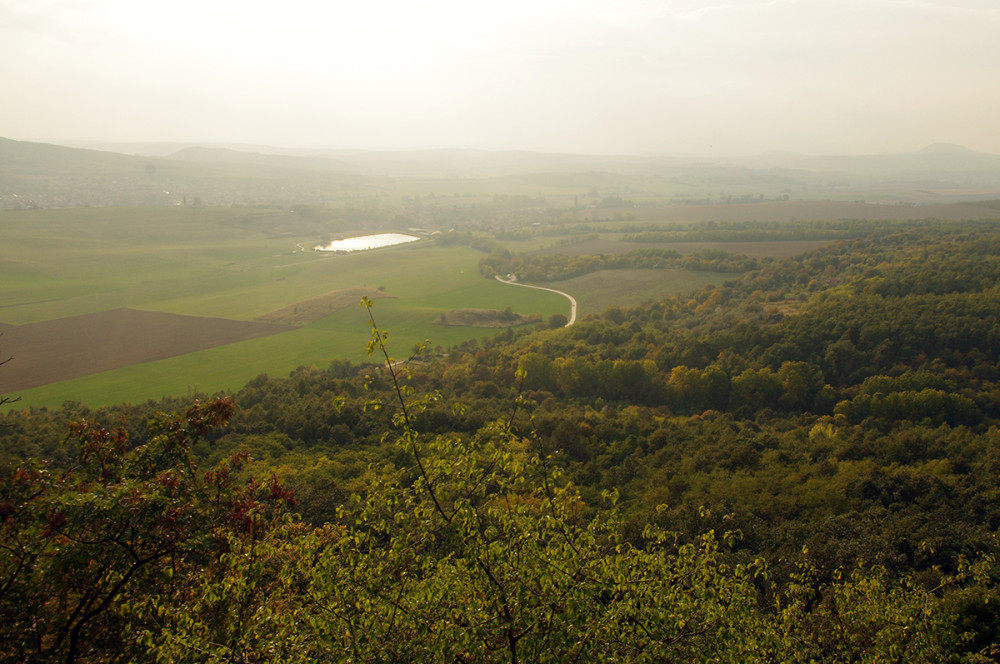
3 219 1000 662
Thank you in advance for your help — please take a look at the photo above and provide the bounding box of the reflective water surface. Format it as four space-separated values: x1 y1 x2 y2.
315 233 420 252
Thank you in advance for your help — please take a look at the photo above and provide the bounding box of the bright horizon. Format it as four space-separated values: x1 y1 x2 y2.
3 0 1000 158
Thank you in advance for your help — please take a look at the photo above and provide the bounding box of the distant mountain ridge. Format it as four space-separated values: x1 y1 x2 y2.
3 137 1000 209
18 137 1000 178
165 146 357 172
726 143 1000 174
66 139 1000 173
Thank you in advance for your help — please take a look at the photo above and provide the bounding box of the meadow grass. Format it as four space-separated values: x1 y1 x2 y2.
1 207 570 408
1 207 298 323
546 269 733 316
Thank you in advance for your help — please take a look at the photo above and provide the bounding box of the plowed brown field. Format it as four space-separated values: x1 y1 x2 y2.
0 309 292 392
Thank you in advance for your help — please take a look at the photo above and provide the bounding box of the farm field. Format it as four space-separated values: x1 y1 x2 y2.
575 199 1000 223
0 207 570 409
545 269 733 315
10 197 994 410
0 309 292 392
526 237 834 259
3 298 551 409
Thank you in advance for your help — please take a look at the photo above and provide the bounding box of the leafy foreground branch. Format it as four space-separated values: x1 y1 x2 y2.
2 303 997 663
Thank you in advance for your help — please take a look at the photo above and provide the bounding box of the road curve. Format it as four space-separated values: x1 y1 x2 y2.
495 276 577 327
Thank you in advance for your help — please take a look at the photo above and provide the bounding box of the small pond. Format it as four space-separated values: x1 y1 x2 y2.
315 233 420 253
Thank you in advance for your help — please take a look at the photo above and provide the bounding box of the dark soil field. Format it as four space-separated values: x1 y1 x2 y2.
0 309 293 392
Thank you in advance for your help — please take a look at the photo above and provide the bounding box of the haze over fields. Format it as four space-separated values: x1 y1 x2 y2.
2 0 1000 157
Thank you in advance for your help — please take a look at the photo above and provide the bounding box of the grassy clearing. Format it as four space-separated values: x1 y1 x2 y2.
529 237 834 259
0 207 303 324
493 230 835 261
546 269 733 316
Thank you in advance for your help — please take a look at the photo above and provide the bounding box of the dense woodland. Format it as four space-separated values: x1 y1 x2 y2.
4 219 1000 662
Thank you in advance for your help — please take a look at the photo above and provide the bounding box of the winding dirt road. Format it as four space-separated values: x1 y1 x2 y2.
495 276 577 327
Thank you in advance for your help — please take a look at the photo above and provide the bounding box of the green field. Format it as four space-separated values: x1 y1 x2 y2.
547 269 734 314
1 205 832 409
0 207 568 409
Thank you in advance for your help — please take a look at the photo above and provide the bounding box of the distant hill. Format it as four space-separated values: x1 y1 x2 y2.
165 146 356 172
0 137 367 209
0 137 144 174
4 137 1000 209
728 143 1000 175
76 139 1000 178
0 138 174 208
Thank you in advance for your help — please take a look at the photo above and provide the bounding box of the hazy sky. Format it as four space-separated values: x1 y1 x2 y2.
2 0 999 156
